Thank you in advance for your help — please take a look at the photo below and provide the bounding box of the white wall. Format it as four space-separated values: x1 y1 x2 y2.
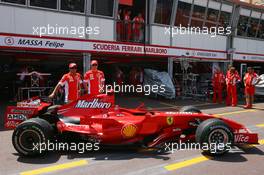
88 17 114 41
172 32 227 51
0 5 114 41
0 5 86 38
150 25 227 51
151 25 171 46
233 37 264 54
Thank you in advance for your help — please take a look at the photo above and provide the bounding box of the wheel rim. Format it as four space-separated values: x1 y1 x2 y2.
208 129 229 153
18 130 42 152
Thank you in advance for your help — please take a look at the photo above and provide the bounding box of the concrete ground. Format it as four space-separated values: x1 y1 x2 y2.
0 96 264 175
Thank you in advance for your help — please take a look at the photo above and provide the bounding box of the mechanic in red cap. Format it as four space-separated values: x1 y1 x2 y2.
84 60 105 96
243 67 260 109
49 63 82 103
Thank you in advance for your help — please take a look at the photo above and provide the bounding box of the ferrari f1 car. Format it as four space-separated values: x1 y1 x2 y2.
6 92 258 156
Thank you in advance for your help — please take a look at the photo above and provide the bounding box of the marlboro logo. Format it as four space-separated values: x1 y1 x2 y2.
75 99 112 109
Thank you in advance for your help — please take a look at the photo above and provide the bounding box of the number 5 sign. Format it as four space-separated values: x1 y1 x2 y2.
4 37 14 46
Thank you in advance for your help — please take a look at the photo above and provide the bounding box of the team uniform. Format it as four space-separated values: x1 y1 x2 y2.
115 69 124 86
244 72 259 96
117 13 123 41
226 70 239 79
124 13 132 41
84 70 105 96
59 73 82 103
226 71 241 106
212 72 225 103
133 16 144 41
129 68 144 86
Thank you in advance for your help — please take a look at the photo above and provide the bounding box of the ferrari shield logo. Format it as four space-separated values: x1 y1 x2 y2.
167 116 174 125
121 124 137 138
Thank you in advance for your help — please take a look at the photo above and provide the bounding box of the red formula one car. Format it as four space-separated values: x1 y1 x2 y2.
6 92 258 156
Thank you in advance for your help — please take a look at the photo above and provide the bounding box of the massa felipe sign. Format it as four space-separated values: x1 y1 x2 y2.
0 34 226 60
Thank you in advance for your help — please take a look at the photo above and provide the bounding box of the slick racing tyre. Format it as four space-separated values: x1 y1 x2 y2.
195 119 234 156
180 106 201 113
12 118 54 156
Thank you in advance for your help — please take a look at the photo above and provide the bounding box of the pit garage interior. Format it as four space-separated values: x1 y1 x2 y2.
0 49 228 103
0 50 169 101
0 50 83 101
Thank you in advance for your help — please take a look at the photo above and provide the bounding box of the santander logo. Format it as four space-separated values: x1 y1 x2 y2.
75 99 112 109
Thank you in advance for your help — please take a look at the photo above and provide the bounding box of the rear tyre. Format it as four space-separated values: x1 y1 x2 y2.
12 118 54 156
195 119 233 156
180 106 201 113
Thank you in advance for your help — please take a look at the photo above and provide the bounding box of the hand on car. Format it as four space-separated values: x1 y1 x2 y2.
49 93 55 99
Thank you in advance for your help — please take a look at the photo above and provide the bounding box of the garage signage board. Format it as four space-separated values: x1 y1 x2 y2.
0 33 227 60
233 53 264 62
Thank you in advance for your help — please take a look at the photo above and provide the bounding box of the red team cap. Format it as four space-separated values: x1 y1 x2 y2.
91 60 98 66
69 63 77 68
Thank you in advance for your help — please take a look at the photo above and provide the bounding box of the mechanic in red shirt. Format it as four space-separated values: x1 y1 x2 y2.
243 67 260 109
129 67 138 86
226 67 241 107
116 9 123 41
212 68 225 103
84 60 105 96
226 65 232 77
226 64 239 78
115 66 124 86
124 10 132 41
49 63 82 103
133 13 145 42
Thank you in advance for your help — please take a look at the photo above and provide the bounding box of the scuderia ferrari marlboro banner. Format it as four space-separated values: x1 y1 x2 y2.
0 33 226 60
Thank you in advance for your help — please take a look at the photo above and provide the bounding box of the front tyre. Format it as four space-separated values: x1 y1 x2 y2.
12 118 54 156
195 119 233 156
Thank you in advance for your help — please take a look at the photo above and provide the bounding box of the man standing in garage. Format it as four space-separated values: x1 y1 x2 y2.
84 60 105 96
244 67 260 109
49 63 82 104
212 68 225 104
226 67 241 107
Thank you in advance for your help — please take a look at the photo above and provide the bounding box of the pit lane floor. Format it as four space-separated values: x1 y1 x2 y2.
1 97 264 175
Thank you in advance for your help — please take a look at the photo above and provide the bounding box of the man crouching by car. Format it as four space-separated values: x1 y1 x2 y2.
49 63 82 104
